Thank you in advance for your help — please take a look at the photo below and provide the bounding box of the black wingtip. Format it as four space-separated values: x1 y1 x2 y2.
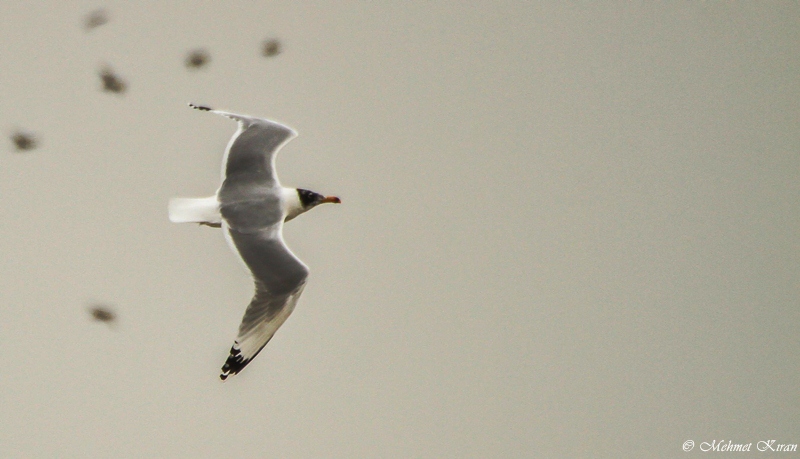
220 342 249 380
188 103 212 111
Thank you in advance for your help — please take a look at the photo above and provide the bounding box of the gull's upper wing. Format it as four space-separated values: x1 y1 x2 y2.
220 223 309 380
188 104 297 185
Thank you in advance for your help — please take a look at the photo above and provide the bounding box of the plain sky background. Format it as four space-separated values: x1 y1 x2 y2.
1 2 798 457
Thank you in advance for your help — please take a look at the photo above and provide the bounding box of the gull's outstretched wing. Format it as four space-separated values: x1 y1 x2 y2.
188 103 297 184
220 223 309 380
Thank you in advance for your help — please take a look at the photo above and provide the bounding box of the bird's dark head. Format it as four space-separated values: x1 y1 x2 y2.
286 188 341 222
297 188 341 210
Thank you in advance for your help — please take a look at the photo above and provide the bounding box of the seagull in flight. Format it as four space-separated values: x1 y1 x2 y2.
170 104 340 380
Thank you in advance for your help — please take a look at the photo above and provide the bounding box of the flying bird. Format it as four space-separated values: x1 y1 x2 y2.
169 104 340 380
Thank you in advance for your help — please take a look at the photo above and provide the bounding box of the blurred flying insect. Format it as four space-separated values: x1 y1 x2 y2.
84 8 109 30
11 131 37 151
262 38 281 57
99 66 126 94
88 305 117 324
185 49 211 69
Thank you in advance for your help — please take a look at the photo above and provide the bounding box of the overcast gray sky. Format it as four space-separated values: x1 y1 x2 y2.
1 2 798 457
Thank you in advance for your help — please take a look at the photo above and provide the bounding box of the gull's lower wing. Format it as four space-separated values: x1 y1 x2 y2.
220 223 309 380
221 284 306 380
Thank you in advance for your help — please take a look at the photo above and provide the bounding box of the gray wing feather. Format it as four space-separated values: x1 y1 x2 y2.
214 112 295 233
220 224 309 379
189 104 297 184
218 112 297 185
227 225 309 296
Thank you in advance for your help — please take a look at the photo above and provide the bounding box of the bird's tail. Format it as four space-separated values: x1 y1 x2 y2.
168 196 221 225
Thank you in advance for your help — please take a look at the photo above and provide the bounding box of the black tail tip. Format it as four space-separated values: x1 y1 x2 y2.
188 103 212 111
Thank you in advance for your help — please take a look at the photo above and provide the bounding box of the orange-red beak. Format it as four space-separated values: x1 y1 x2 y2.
321 196 341 204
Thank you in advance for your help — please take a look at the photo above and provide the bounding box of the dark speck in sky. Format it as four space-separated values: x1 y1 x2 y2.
100 66 126 94
186 49 210 69
84 8 109 31
262 39 281 57
11 131 37 151
88 305 117 324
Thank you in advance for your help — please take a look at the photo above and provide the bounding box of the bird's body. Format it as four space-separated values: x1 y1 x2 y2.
170 104 340 380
